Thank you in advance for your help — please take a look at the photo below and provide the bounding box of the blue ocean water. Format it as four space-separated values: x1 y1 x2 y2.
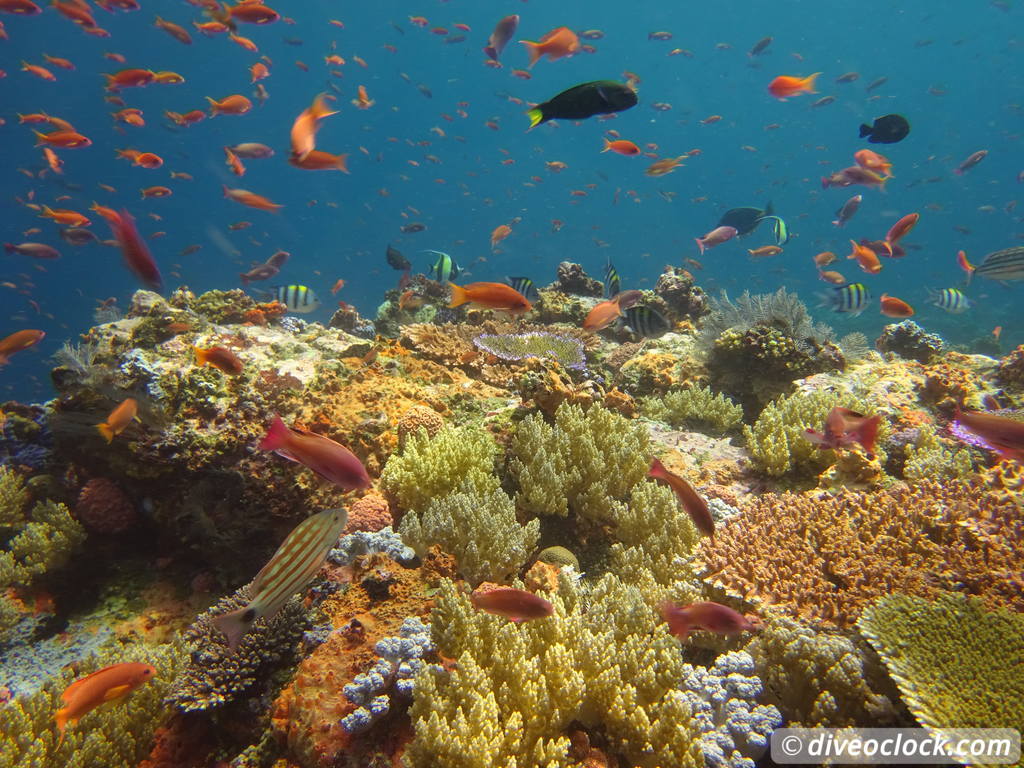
1 0 1021 403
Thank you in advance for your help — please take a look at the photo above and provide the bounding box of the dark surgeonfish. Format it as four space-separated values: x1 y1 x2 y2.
859 113 910 144
717 202 774 236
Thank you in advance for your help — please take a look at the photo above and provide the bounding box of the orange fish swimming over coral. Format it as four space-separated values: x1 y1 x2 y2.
470 586 553 621
55 662 156 746
449 282 531 314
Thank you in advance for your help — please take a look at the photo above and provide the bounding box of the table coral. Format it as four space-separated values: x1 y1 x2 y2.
510 403 649 524
700 481 1023 629
398 486 539 586
859 593 1024 733
743 614 897 727
165 585 307 713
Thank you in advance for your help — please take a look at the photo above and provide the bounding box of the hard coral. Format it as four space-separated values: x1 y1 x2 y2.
74 477 137 534
859 593 1024 732
997 344 1024 390
874 320 944 363
700 481 1024 629
654 267 709 322
550 260 603 296
343 493 393 534
395 405 444 448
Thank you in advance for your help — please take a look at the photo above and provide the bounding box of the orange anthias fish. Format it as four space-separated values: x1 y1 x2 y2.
103 68 155 90
96 397 137 443
351 85 374 109
115 149 163 168
602 138 640 156
207 94 252 116
767 72 820 100
223 185 282 212
470 586 553 622
39 205 90 227
288 150 349 172
259 415 371 489
490 223 512 249
883 213 919 255
55 662 156 746
0 329 45 365
224 146 246 176
951 409 1024 462
449 282 531 314
107 208 163 291
228 2 280 24
803 406 881 455
880 294 914 318
194 345 244 375
33 129 91 148
154 15 192 44
582 290 642 332
648 457 714 537
519 26 580 68
848 239 881 274
659 601 759 641
290 92 337 160
645 155 686 177
853 149 893 177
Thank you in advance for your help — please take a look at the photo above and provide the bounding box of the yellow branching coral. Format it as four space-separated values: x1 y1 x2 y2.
0 641 183 768
859 594 1024 734
2 500 86 584
0 466 29 527
380 424 498 513
640 385 744 433
743 389 888 478
902 424 974 481
407 575 705 768
509 403 649 523
399 486 540 586
744 613 897 727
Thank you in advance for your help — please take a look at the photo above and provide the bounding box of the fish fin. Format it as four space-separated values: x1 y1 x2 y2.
211 605 256 652
258 415 291 452
204 96 219 115
520 40 542 68
96 423 114 444
854 415 882 456
648 456 667 480
101 684 132 702
859 123 873 138
447 282 468 308
526 107 544 130
764 200 774 217
483 45 497 60
601 138 611 152
802 429 829 447
193 346 209 367
694 237 705 255
802 72 821 93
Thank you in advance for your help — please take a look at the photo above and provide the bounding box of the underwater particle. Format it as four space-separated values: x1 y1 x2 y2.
74 477 136 534
473 331 586 370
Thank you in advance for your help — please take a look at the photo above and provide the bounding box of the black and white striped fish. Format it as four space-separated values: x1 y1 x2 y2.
819 282 870 315
624 305 669 337
965 246 1024 284
928 287 971 314
273 285 321 313
213 508 348 650
604 259 621 298
506 276 539 302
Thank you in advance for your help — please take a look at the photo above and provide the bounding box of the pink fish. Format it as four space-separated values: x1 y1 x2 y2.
470 586 553 621
953 150 987 176
659 601 759 641
831 194 861 227
803 406 881 455
259 416 371 489
695 225 737 255
483 14 519 61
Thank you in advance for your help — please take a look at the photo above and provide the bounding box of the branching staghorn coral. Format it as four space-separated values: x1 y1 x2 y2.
399 486 539 586
406 574 776 768
744 614 897 727
640 385 744 433
0 640 182 768
859 594 1024 734
700 481 1023 629
509 403 649 523
473 331 587 370
743 389 887 477
380 425 499 513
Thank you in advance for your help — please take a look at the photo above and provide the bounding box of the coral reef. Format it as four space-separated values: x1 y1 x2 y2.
395 405 444 448
0 640 182 768
653 267 709 322
548 261 604 297
473 331 587 370
997 343 1024 390
700 481 1023 629
744 614 897 727
516 357 636 418
328 527 416 567
73 477 137 534
165 585 307 712
640 385 743 433
901 424 975 481
399 486 539 586
874 320 944 363
342 493 393 534
509 403 649 523
859 593 1024 731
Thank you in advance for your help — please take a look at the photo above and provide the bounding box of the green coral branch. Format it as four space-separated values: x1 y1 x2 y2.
640 386 743 433
903 425 974 481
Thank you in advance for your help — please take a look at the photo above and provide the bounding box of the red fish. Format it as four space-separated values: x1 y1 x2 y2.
259 416 371 489
106 209 163 291
4 242 60 259
207 94 252 116
767 72 820 100
228 3 279 24
0 0 42 13
96 397 137 443
449 282 531 314
519 26 580 68
695 225 737 255
883 213 919 255
223 185 282 212
803 406 880 455
953 150 987 176
879 294 914 318
951 409 1024 462
0 329 45 365
290 92 337 160
288 150 349 172
470 586 553 621
848 239 882 274
602 138 640 156
194 345 244 374
648 458 714 537
659 601 759 641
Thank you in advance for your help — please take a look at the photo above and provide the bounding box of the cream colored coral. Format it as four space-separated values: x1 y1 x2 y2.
510 403 649 522
406 574 704 768
399 487 540 586
640 385 744 433
0 641 183 768
0 466 28 527
380 424 498 513
902 424 974 481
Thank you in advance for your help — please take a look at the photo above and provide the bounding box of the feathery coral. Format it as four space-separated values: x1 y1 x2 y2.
641 385 744 433
859 593 1024 733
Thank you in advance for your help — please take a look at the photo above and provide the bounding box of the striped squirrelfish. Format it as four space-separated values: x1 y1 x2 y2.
259 416 371 489
213 508 348 650
55 662 156 746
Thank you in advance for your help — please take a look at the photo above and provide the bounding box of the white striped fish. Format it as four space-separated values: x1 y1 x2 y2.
213 507 347 650
928 287 971 314
274 285 321 313
968 246 1024 284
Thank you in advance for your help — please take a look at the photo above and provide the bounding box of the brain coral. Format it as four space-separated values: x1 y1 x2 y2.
859 593 1024 734
343 493 392 534
700 481 1023 629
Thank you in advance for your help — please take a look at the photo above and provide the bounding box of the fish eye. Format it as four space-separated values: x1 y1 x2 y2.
242 608 257 623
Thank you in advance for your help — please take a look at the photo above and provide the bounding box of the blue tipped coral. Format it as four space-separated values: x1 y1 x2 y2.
327 527 416 567
473 331 587 370
340 616 434 734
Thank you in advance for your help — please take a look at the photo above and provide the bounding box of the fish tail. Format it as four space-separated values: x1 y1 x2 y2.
802 72 821 93
211 606 251 651
239 273 249 285
447 282 468 308
648 457 668 480
96 422 114 444
859 123 872 138
335 154 350 173
258 415 290 451
526 107 544 130
482 45 497 61
3 243 14 254
32 129 47 146
601 138 611 152
694 237 705 255
54 709 70 747
856 415 882 456
520 40 542 68
193 346 209 367
205 96 219 115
